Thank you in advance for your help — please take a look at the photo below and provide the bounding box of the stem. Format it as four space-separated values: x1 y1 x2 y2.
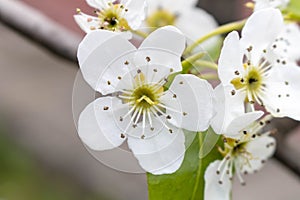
191 132 203 200
194 60 218 70
181 52 205 74
130 29 148 38
184 19 247 55
198 73 219 80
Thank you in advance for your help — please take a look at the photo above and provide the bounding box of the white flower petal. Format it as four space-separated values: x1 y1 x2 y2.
86 0 109 9
77 30 136 93
263 65 300 120
225 111 264 137
146 0 197 13
163 74 214 132
127 126 185 174
254 0 289 11
204 161 232 200
241 8 283 65
74 13 100 33
123 0 147 30
277 23 300 61
78 97 127 151
242 135 276 173
137 26 185 73
176 7 219 50
210 85 246 135
218 31 244 84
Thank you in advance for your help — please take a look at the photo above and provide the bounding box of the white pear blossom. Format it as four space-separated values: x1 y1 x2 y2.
77 26 214 174
218 8 300 121
205 115 276 200
74 0 146 33
145 0 219 50
253 0 289 11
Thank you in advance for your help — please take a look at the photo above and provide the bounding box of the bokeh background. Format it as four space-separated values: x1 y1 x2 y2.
0 0 300 199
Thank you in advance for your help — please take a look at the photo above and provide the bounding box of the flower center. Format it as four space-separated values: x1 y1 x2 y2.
132 85 160 109
146 9 177 28
96 3 129 31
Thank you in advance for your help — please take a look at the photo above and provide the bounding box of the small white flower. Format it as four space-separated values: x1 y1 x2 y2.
218 8 300 121
204 116 276 200
145 0 219 50
77 26 214 174
74 0 146 33
253 0 289 11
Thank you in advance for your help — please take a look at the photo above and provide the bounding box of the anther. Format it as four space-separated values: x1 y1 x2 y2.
173 94 177 98
234 70 240 75
153 69 158 72
117 76 122 80
231 90 236 96
247 46 253 52
103 106 109 110
120 133 125 138
166 115 171 119
259 121 264 126
218 180 223 185
252 134 256 138
216 170 220 175
133 124 137 128
243 131 247 135
87 18 93 22
179 81 183 84
150 127 154 131
276 108 280 113
124 61 129 65
285 81 289 85
137 69 142 74
169 129 173 133
119 116 123 121
76 8 81 14
107 81 111 85
146 56 151 62
183 112 187 116
263 49 267 53
125 8 128 12
273 44 277 49
141 135 145 139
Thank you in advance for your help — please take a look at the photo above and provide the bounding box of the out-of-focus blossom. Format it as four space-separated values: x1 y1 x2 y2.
74 0 146 34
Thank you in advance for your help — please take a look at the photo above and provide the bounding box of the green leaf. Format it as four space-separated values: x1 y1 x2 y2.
147 129 222 200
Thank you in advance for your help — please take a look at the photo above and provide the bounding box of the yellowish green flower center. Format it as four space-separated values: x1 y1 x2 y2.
231 64 263 101
133 85 160 109
126 73 164 111
97 3 129 31
146 9 177 28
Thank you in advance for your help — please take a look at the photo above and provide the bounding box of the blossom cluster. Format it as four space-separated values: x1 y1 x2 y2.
74 0 300 199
